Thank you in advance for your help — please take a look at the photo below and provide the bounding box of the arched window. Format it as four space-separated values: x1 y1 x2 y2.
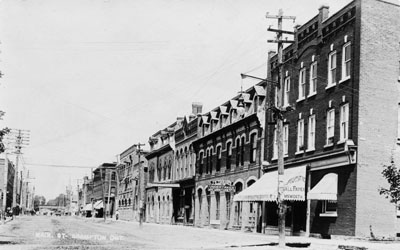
236 138 241 167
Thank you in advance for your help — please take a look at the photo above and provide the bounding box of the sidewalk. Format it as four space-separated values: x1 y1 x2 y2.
107 217 400 250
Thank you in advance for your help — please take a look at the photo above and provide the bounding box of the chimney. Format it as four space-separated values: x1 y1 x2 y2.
192 102 203 115
319 5 329 23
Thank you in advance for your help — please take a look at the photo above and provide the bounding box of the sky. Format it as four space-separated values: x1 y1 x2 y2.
0 0 352 200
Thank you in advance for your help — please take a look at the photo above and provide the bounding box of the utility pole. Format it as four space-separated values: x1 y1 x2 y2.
2 150 8 224
134 143 145 227
9 129 30 218
266 9 295 248
101 167 106 222
107 170 112 218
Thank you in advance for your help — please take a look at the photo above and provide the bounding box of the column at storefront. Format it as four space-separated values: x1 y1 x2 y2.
201 191 209 226
209 190 217 228
240 202 250 231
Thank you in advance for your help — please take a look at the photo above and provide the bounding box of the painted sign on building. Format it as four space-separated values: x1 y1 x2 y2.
209 180 235 192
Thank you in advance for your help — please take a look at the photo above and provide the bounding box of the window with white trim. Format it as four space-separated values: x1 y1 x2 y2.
328 51 337 86
283 124 289 155
297 119 304 152
326 109 335 145
321 201 337 217
298 68 306 100
340 104 349 141
309 62 317 95
308 115 316 150
341 42 351 80
283 77 290 107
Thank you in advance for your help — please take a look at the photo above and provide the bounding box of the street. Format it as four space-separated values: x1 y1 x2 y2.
0 216 399 250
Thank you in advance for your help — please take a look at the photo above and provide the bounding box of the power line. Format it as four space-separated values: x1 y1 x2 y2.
25 163 96 169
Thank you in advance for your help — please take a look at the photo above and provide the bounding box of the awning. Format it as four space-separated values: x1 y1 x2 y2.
82 204 93 211
234 165 306 202
93 200 103 209
308 173 337 201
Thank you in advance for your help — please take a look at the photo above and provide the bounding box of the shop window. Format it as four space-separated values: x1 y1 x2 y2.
215 192 220 220
320 201 337 217
225 192 231 220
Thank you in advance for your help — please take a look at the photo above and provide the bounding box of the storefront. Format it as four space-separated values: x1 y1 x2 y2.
234 165 307 235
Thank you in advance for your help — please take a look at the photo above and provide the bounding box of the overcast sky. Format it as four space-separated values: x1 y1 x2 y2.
0 0 352 200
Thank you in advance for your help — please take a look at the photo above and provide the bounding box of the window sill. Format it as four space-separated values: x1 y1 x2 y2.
325 83 336 90
307 92 316 98
296 97 306 103
324 143 334 148
320 212 337 217
339 77 350 84
295 150 304 155
306 148 315 152
271 155 288 161
337 140 346 145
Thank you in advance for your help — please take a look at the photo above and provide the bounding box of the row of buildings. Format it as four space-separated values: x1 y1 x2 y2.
77 0 400 238
0 156 34 215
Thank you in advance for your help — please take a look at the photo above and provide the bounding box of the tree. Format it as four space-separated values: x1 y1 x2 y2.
33 195 46 211
379 159 400 204
0 127 10 154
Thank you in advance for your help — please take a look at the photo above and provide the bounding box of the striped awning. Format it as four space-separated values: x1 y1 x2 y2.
233 165 306 202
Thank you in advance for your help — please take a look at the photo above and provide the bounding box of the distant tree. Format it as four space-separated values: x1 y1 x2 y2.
33 195 46 211
0 127 10 154
47 194 67 207
379 159 400 204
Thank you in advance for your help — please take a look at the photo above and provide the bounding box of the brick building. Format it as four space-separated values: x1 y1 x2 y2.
92 163 117 218
192 82 267 231
257 0 399 238
145 123 177 224
116 144 148 221
171 104 201 225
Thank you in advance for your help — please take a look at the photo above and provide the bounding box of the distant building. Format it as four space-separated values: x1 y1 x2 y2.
192 83 266 231
145 123 177 224
92 163 117 218
171 104 201 225
116 144 148 221
0 157 15 211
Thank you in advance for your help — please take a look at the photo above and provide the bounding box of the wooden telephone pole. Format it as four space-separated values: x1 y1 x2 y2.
266 9 295 248
134 143 145 227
